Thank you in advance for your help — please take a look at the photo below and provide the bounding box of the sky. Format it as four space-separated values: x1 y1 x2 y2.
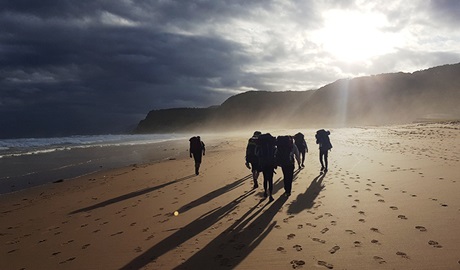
1 0 460 138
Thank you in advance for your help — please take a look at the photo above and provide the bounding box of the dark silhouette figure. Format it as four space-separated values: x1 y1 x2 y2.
315 129 332 172
276 136 300 197
245 131 262 189
255 133 277 201
294 132 308 168
189 136 205 175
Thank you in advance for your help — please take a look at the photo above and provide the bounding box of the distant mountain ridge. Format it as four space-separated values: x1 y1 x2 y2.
135 62 460 133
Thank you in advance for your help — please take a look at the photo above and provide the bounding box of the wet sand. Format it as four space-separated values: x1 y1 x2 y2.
1 122 459 269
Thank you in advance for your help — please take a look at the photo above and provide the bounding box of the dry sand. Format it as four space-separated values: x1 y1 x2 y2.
1 122 459 270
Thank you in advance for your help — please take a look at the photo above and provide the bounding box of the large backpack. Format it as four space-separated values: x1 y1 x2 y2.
315 129 332 150
246 136 258 162
276 136 293 166
189 136 202 152
293 132 306 151
256 133 277 170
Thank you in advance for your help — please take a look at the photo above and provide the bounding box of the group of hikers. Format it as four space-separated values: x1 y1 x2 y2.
188 130 332 201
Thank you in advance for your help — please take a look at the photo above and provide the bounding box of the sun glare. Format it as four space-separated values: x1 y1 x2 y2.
312 10 400 62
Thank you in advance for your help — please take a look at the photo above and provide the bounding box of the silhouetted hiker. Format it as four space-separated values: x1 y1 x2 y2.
245 131 262 189
294 132 308 168
276 136 300 197
315 129 332 172
189 136 205 175
255 133 277 201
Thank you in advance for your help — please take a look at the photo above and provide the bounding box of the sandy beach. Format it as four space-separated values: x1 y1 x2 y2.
1 122 459 270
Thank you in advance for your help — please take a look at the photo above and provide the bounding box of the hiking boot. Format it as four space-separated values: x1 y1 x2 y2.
321 166 325 171
285 192 291 197
301 164 305 168
263 192 268 198
269 196 274 202
253 183 259 189
324 168 328 172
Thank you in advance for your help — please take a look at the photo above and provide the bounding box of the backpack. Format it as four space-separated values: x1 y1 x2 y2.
189 136 202 152
246 136 258 162
276 136 293 166
255 133 277 170
315 129 332 150
293 132 306 151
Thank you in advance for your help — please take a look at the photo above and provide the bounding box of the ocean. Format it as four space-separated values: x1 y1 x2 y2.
0 134 190 195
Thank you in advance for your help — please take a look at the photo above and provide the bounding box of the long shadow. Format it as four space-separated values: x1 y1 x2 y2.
174 195 288 269
69 174 196 214
287 172 326 214
119 190 256 270
176 174 252 214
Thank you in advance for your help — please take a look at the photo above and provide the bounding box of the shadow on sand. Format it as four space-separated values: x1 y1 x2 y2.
175 174 252 214
174 195 288 269
287 172 326 214
119 189 261 270
69 174 196 214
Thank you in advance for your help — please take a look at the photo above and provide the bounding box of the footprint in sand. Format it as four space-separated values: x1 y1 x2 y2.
428 240 443 248
318 260 334 269
145 235 154 241
354 199 360 203
346 229 356 235
329 245 340 254
111 231 124 236
330 221 337 226
291 260 306 269
358 211 365 215
371 239 381 245
297 224 303 229
312 237 326 244
287 233 296 240
373 256 387 264
378 199 385 203
275 225 282 229
321 228 329 234
354 241 362 247
440 203 448 207
276 247 286 253
396 251 409 259
82 244 90 249
315 215 324 220
415 226 427 232
59 257 76 264
359 219 366 223
52 252 61 256
93 229 100 233
398 215 408 220
370 227 380 233
306 223 317 228
293 244 303 251
134 247 142 253
351 205 357 208
390 206 398 210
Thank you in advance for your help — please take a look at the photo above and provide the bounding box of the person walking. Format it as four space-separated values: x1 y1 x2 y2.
189 136 205 175
245 131 262 189
255 133 277 201
315 129 332 172
294 132 308 168
276 136 300 197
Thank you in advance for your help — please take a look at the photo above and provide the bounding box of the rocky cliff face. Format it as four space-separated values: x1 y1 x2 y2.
135 63 460 133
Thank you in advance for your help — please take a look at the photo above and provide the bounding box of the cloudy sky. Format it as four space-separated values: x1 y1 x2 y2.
1 0 460 138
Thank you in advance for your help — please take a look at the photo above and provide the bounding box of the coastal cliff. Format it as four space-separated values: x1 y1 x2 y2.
135 62 460 133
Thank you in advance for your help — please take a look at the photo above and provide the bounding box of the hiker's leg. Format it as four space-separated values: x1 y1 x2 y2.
284 164 294 194
301 150 306 165
262 169 269 194
193 153 201 175
266 168 274 196
319 151 324 169
324 150 329 171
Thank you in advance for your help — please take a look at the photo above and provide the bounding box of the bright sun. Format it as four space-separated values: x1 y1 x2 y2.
312 10 401 62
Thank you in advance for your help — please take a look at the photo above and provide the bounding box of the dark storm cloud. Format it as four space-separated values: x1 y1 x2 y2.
0 0 260 138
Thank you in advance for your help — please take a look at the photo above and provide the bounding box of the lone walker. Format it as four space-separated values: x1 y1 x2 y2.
189 136 205 175
315 129 332 172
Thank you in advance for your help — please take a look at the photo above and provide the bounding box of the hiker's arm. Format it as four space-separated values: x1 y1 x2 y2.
202 142 206 156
